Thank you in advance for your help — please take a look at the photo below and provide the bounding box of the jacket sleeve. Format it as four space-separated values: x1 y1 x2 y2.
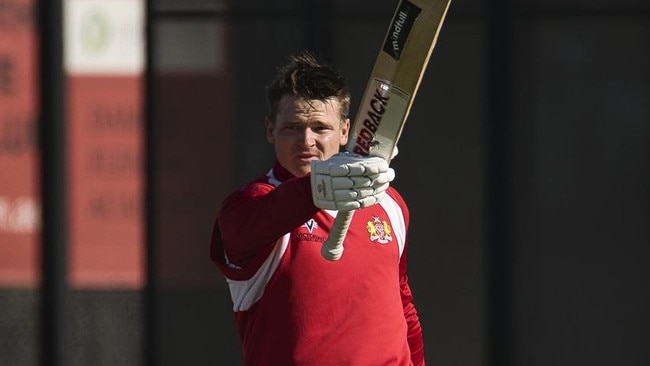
214 175 319 268
391 187 426 365
401 270 425 366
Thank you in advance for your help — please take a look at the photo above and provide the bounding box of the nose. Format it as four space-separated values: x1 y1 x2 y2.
300 128 317 147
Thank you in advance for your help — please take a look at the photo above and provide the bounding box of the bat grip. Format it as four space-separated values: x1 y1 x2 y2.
321 210 354 261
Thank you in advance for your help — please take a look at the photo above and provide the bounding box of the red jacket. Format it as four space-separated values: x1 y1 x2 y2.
211 162 425 365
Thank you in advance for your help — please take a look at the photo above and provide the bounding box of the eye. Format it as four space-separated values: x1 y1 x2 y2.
313 125 331 133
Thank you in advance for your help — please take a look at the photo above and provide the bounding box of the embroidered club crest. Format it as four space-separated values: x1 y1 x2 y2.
366 216 392 244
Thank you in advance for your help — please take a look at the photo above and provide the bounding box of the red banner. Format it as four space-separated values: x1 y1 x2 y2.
0 0 39 287
67 76 144 288
64 0 145 288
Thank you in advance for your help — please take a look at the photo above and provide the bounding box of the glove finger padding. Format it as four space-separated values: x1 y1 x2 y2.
327 176 371 190
315 152 389 177
373 169 395 185
311 152 395 212
335 191 387 211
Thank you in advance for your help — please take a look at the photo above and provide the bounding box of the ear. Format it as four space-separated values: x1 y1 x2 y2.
340 118 350 146
265 117 275 144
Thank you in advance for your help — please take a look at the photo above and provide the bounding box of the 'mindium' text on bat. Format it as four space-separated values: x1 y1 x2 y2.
390 11 408 56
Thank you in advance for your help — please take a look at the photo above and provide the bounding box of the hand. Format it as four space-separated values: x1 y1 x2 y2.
310 152 395 211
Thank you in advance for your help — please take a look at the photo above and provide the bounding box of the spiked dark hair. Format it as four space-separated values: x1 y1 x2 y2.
266 51 351 122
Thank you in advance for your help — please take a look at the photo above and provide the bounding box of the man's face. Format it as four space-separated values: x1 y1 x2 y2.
266 95 349 177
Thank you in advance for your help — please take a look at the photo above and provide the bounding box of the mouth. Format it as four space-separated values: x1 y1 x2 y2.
297 153 319 162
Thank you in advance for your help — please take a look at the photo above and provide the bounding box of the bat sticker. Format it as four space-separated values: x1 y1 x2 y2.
383 1 422 61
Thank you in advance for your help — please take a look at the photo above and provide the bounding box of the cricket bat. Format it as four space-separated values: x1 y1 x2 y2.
321 0 452 261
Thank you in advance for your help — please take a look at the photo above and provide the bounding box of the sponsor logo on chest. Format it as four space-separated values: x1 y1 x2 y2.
297 219 326 243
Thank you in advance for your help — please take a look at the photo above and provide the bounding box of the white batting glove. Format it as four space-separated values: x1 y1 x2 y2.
310 152 395 211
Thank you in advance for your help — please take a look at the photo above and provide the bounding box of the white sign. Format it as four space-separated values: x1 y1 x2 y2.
65 0 144 75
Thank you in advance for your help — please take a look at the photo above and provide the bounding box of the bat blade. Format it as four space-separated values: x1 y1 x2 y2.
321 0 452 261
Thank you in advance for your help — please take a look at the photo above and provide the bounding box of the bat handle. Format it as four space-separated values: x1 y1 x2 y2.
321 210 355 261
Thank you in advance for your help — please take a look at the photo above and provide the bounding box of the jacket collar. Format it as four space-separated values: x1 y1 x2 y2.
272 161 296 182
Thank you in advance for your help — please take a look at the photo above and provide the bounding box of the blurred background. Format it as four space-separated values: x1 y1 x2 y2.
1 0 649 365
